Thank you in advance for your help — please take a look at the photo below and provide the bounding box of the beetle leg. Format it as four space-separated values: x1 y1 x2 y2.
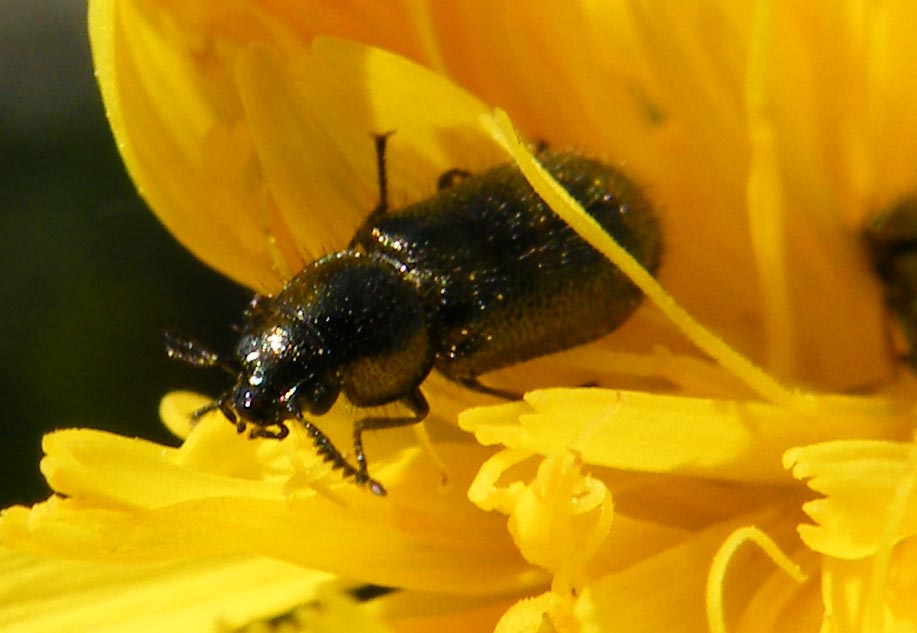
349 132 396 250
371 131 395 216
436 168 471 190
351 389 429 493
286 402 386 495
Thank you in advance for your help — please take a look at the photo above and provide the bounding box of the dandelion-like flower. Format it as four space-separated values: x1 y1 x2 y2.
2 2 917 632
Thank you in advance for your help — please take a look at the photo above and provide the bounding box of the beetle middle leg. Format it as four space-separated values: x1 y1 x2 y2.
352 388 429 493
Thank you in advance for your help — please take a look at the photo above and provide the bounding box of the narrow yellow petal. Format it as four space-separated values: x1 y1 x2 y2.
367 590 512 633
462 389 912 484
482 109 809 409
1 493 531 596
577 514 810 633
89 0 296 289
0 428 540 596
575 521 734 633
820 556 876 633
493 591 569 633
37 429 278 507
506 453 613 587
0 547 333 633
885 536 917 625
706 526 807 633
785 439 917 559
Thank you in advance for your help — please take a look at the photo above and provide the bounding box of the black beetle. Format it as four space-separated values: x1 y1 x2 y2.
166 135 662 495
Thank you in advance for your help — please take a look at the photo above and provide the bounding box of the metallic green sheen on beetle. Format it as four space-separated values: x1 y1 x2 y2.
165 138 661 495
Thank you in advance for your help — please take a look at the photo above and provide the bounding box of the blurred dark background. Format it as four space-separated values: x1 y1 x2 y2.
0 2 251 506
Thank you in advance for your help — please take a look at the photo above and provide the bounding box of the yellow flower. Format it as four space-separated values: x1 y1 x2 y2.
3 1 917 631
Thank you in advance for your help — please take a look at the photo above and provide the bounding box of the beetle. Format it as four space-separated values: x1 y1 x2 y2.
166 134 662 495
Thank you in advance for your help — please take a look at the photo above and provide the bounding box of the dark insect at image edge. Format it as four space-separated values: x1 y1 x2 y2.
863 195 917 369
165 135 663 495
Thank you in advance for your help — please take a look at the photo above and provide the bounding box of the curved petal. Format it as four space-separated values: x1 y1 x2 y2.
0 548 335 633
785 439 917 559
462 389 914 484
0 427 541 596
235 39 501 268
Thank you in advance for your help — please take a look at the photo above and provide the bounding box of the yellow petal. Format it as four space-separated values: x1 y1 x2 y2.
234 38 501 269
886 536 917 625
0 547 334 633
818 554 917 633
0 427 539 596
89 0 303 290
706 526 807 633
505 453 613 585
462 389 913 484
366 590 513 633
493 591 570 633
577 515 810 633
575 520 735 633
785 439 917 559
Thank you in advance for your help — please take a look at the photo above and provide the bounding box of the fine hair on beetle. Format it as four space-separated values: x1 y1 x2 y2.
165 133 662 495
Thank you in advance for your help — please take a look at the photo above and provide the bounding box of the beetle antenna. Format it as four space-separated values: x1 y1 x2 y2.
163 330 238 375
